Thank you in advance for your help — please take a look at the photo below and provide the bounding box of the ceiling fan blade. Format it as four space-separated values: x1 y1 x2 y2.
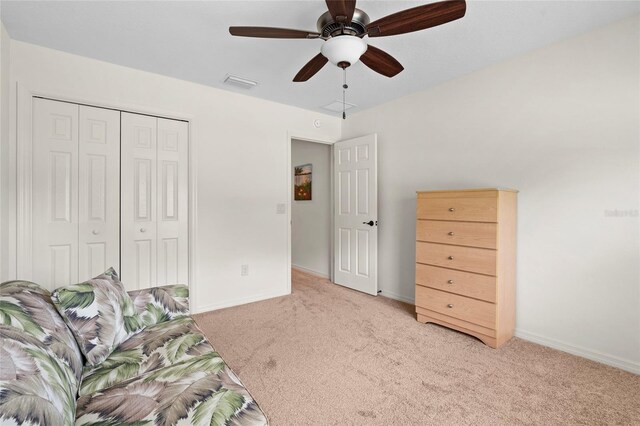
367 0 466 37
229 26 321 39
326 0 357 23
293 53 329 82
360 45 404 77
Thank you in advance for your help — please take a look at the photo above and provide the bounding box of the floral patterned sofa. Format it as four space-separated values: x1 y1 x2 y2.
0 279 268 426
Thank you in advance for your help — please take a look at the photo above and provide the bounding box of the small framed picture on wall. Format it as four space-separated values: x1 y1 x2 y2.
294 164 312 201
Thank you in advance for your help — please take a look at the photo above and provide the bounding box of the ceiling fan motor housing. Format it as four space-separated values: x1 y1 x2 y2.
317 8 370 37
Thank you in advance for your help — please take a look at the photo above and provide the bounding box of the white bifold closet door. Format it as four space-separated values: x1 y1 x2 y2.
120 112 188 291
32 98 120 288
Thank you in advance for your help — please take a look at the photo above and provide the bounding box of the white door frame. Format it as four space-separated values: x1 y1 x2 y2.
286 132 336 293
13 83 198 301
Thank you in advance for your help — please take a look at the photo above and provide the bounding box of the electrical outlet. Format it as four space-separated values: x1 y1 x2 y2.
241 264 249 276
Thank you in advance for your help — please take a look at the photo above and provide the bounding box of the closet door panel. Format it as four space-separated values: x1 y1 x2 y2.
121 112 157 290
78 106 120 280
30 101 188 292
157 118 188 285
32 98 79 289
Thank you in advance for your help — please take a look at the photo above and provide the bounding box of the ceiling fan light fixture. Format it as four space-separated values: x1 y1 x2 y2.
321 35 367 68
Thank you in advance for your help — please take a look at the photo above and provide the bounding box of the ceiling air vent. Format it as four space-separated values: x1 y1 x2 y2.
223 74 258 89
321 100 356 113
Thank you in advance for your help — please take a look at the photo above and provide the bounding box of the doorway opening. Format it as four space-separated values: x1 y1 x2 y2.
290 139 333 281
286 133 378 296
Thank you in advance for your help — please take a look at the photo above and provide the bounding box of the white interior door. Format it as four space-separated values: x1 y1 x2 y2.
121 112 189 290
28 99 186 291
32 98 79 288
156 118 189 286
32 99 120 288
333 134 378 295
78 105 120 281
121 112 158 290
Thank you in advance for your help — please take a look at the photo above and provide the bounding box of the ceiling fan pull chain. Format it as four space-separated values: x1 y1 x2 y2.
342 68 348 120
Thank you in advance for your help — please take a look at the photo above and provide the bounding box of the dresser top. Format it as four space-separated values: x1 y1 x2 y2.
416 188 518 194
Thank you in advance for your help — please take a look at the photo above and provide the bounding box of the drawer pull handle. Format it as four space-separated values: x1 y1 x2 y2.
448 256 454 260
448 208 455 212
448 231 454 236
447 280 454 284
92 229 99 235
447 304 454 308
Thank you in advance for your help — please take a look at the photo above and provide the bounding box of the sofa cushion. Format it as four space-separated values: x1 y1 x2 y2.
0 280 83 382
128 284 190 328
52 268 143 366
75 352 268 426
79 316 213 396
0 325 79 426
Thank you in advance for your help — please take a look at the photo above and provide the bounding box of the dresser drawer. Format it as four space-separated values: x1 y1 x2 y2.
416 242 497 276
417 197 497 222
416 220 497 249
416 264 496 303
416 286 496 329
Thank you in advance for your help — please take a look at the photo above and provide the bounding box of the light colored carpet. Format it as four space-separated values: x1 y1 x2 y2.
194 270 640 425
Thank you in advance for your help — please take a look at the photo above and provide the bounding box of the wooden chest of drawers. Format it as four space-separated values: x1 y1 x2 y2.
415 189 517 348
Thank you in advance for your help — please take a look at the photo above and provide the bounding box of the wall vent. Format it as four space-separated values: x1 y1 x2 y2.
223 74 258 89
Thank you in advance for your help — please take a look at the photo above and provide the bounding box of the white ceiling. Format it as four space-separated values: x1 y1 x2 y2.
2 1 638 116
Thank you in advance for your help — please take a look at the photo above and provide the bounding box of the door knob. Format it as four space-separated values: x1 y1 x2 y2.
362 220 375 226
92 229 99 235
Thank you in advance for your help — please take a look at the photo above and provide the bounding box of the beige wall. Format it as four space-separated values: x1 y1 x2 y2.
291 139 331 277
342 16 640 373
0 21 10 281
6 39 342 312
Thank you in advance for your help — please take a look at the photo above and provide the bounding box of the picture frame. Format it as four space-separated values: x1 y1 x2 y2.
294 163 312 201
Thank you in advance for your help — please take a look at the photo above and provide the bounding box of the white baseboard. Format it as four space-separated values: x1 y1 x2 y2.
291 264 330 279
380 289 639 375
515 329 639 375
194 289 290 314
379 289 415 305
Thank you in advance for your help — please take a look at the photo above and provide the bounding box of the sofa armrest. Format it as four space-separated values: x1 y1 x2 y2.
128 285 190 328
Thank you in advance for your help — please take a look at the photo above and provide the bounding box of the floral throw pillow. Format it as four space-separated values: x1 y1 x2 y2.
51 268 143 366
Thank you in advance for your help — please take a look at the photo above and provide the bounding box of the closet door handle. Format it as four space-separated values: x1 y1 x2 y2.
140 228 147 233
92 229 99 235
448 256 454 260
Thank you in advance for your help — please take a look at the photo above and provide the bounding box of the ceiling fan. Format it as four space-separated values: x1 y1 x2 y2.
229 0 467 82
